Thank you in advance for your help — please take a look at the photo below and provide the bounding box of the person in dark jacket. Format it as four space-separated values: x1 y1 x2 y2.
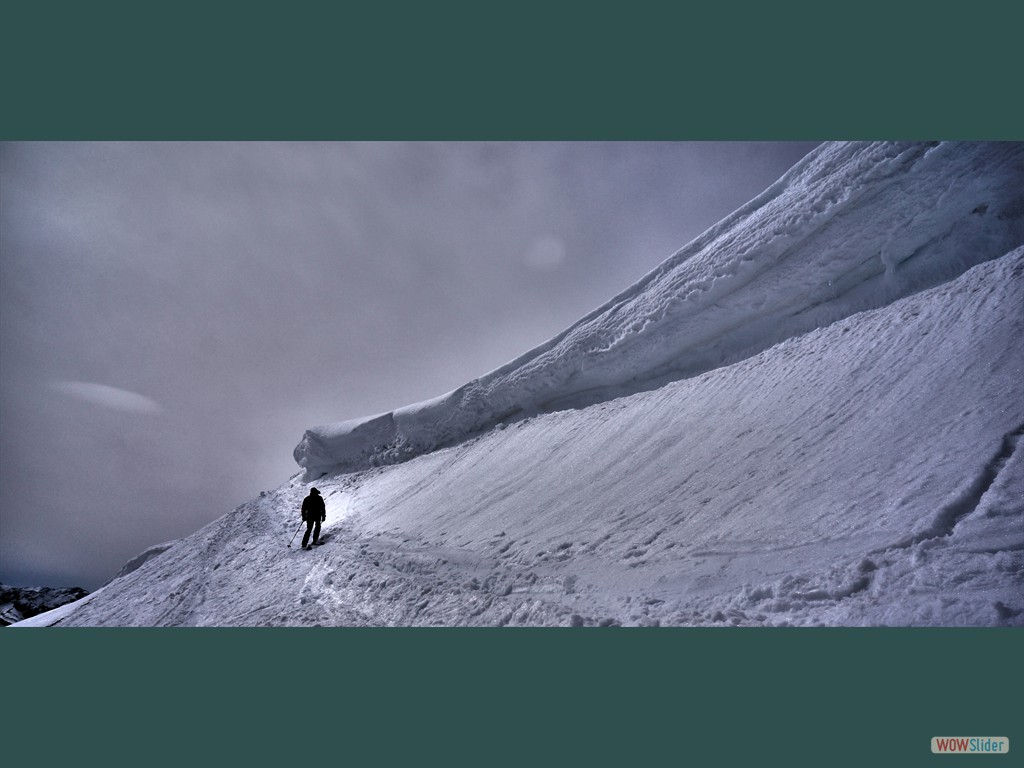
300 487 326 550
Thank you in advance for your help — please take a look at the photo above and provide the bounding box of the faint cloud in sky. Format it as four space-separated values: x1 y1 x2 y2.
49 381 163 415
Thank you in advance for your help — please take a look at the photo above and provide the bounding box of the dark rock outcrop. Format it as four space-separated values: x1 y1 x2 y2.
0 584 89 626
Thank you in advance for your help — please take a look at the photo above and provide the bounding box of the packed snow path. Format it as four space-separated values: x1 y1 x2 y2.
21 248 1024 627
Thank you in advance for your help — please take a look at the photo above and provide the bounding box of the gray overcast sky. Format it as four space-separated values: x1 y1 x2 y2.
0 141 819 589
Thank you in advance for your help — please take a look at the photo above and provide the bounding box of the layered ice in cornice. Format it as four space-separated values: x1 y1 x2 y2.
295 141 1024 477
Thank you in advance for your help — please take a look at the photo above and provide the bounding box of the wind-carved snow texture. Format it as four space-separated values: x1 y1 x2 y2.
295 142 1024 477
895 424 1024 548
110 541 178 581
17 247 1024 627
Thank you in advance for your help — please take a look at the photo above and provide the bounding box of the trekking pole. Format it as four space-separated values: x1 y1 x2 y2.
287 521 304 548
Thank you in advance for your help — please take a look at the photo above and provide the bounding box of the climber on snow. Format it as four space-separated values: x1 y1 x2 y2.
300 487 326 550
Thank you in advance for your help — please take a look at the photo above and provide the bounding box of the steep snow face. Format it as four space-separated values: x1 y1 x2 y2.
19 249 1023 627
295 142 1024 477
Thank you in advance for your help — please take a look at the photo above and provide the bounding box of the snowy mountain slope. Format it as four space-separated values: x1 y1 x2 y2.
16 247 1023 627
295 142 1024 477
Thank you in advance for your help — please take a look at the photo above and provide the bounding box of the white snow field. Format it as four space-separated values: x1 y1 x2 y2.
14 141 1024 627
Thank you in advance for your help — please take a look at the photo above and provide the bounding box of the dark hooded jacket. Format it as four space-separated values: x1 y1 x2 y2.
301 489 326 522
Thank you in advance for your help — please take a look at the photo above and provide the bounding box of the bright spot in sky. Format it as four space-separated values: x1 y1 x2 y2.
524 235 567 271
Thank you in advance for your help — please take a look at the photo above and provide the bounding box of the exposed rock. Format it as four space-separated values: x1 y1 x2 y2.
0 584 89 626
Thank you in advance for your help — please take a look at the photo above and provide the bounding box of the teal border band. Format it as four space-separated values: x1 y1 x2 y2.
2 627 1020 767
2 2 1022 139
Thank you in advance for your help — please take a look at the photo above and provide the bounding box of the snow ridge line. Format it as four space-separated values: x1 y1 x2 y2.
893 423 1024 549
295 143 1024 478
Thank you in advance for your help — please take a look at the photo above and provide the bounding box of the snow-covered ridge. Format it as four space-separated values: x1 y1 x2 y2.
295 142 1024 477
110 540 178 581
18 249 1023 627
